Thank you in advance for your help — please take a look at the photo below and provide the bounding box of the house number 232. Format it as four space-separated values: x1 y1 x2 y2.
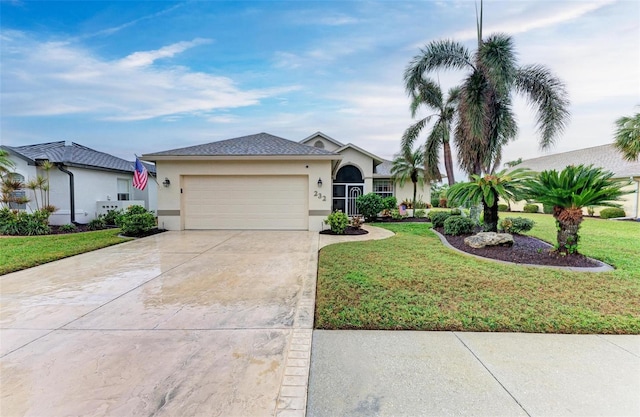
313 191 326 201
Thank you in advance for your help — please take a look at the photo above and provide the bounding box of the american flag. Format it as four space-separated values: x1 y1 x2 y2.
133 157 148 190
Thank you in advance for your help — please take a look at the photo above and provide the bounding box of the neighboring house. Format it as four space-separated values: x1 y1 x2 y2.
143 132 430 232
1 141 157 225
510 144 640 219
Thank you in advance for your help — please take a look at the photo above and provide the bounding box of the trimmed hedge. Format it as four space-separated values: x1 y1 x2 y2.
499 217 535 234
523 204 539 213
599 207 626 219
498 204 509 212
429 211 453 228
443 216 475 236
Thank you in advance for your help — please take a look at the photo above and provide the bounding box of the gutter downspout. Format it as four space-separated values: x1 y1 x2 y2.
57 164 76 224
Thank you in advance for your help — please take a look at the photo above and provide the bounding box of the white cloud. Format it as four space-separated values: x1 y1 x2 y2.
0 32 298 121
453 0 617 40
118 38 212 68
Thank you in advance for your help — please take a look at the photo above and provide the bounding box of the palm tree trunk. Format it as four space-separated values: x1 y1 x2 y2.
554 207 583 254
443 142 455 186
412 181 417 216
482 200 499 232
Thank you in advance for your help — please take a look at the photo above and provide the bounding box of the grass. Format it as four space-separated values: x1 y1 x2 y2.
0 229 131 275
315 213 640 334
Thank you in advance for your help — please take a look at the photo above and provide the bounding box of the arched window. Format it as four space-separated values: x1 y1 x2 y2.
335 165 363 183
3 173 26 210
313 140 324 149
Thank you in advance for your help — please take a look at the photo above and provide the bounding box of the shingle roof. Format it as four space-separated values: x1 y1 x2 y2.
4 141 156 174
145 133 337 157
515 144 640 178
374 160 392 176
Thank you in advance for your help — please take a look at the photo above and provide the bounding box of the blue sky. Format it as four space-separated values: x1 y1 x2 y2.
1 0 638 175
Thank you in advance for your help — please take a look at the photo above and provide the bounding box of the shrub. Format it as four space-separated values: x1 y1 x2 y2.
499 217 535 234
450 208 462 216
60 223 77 232
523 204 539 213
599 207 626 219
414 200 429 209
431 195 440 208
586 206 595 217
443 216 475 236
542 204 553 214
498 204 509 212
414 209 427 218
324 211 349 234
391 209 403 220
117 205 155 236
355 193 383 221
351 215 364 230
381 196 397 212
103 209 123 226
429 211 452 228
0 209 50 236
88 217 107 231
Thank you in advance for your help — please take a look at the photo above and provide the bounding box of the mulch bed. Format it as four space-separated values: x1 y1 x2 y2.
320 226 369 236
433 227 603 268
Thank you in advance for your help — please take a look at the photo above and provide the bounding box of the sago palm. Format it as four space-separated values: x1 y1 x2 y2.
405 2 570 176
522 165 630 254
447 167 532 232
391 147 425 214
401 78 460 185
613 112 640 161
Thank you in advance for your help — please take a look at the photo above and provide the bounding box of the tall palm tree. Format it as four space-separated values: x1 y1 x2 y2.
401 79 460 185
613 112 640 161
405 1 570 176
391 147 425 214
522 165 630 254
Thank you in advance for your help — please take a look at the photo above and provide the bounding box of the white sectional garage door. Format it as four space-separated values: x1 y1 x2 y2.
183 175 308 230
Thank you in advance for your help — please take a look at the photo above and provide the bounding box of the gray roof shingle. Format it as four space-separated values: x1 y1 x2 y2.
516 144 640 178
145 133 338 157
4 141 156 174
374 160 393 176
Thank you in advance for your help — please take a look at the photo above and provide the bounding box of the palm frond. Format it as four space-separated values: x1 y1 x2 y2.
401 118 428 151
479 33 517 95
404 40 473 92
515 64 570 150
613 113 640 161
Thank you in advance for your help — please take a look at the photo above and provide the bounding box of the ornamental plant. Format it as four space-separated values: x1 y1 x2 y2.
521 164 630 254
324 211 349 234
116 205 155 237
355 193 384 221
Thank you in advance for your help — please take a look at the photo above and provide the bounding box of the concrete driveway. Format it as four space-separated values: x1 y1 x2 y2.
1 231 317 417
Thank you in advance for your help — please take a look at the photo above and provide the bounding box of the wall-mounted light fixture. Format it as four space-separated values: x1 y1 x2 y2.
317 177 323 188
163 178 171 187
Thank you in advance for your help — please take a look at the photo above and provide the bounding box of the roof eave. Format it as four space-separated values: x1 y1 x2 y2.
142 154 342 162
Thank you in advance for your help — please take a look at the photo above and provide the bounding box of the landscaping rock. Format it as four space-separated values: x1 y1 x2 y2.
464 232 514 248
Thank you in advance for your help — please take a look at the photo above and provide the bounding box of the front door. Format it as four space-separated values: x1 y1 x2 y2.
332 184 363 216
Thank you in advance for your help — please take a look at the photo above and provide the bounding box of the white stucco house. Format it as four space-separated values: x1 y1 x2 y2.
143 132 430 232
2 141 157 225
510 144 640 219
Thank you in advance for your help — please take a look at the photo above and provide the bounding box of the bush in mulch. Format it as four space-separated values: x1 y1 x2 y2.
319 226 368 236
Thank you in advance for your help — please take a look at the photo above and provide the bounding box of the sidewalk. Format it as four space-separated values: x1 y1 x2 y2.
307 330 640 417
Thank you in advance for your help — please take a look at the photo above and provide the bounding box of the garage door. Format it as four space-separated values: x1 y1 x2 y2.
183 175 308 230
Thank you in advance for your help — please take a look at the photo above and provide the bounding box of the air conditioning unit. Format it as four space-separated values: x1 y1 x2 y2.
96 200 146 217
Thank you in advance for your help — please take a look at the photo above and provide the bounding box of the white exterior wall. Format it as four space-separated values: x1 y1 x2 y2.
302 135 342 152
155 159 333 231
394 181 431 207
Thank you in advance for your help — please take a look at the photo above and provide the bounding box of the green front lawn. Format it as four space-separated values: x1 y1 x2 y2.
0 229 131 275
315 213 640 334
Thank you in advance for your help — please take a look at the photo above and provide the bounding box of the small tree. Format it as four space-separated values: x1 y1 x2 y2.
522 165 630 254
355 193 384 222
447 168 531 232
391 147 425 215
